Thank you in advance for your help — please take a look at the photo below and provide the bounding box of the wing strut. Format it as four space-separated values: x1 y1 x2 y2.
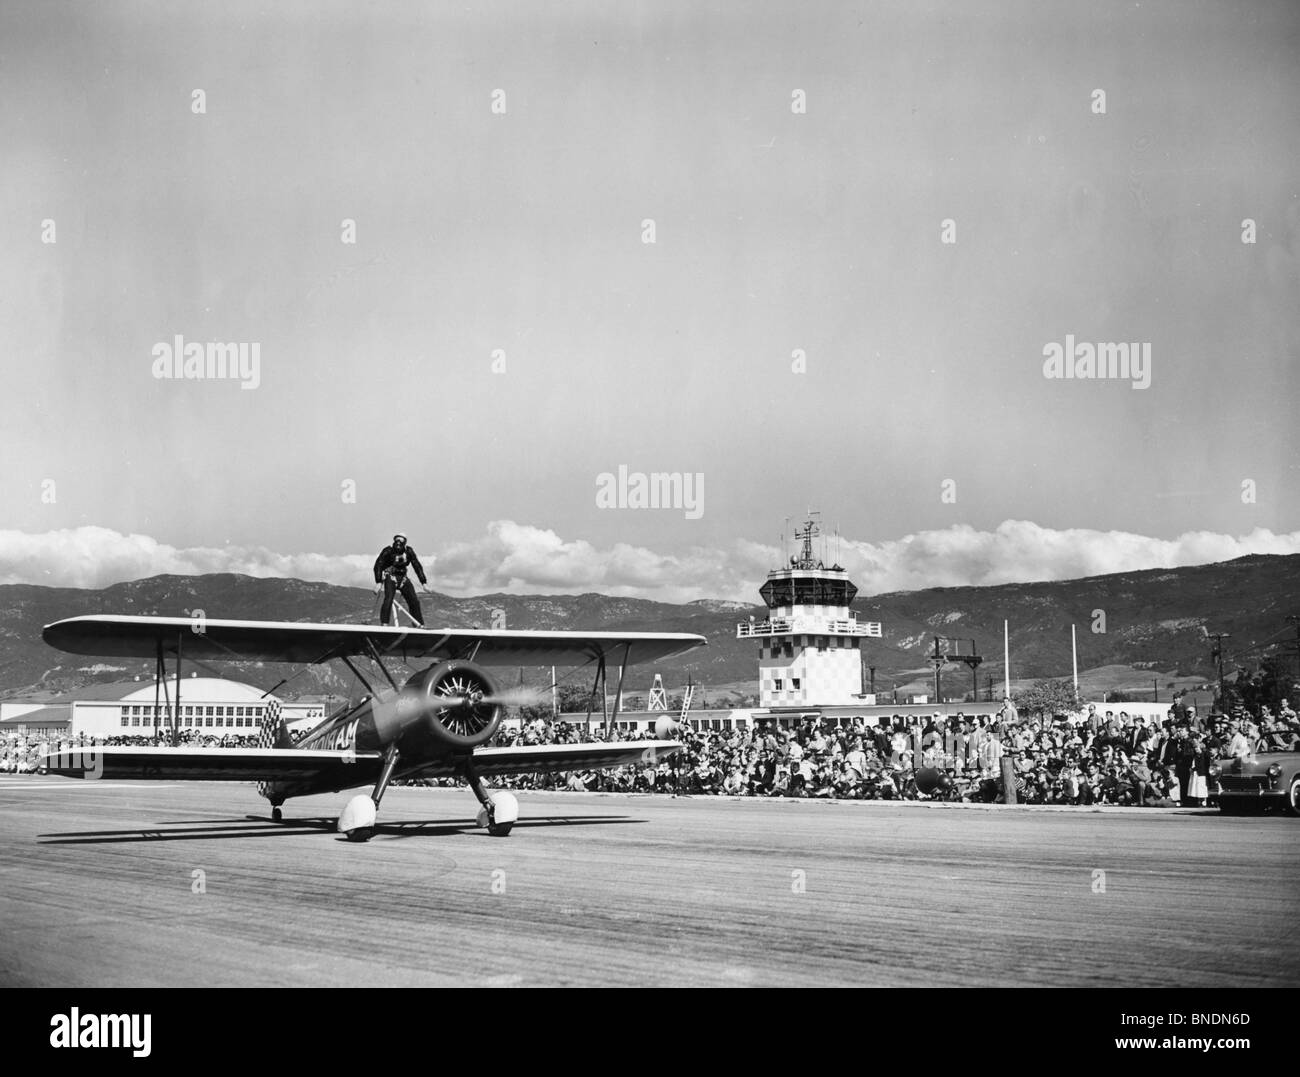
154 639 178 747
606 643 631 735
154 639 164 745
584 652 606 731
361 637 401 692
341 655 375 696
174 629 184 746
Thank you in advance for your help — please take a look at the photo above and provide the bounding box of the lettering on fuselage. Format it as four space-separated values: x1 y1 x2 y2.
314 718 359 753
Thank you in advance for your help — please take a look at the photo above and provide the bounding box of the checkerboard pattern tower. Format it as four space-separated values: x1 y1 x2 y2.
736 517 883 708
255 698 287 800
255 698 284 749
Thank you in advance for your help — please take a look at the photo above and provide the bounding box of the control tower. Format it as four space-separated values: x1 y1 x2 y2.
737 517 882 707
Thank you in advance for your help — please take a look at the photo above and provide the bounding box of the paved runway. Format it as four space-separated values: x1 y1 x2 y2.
0 775 1296 987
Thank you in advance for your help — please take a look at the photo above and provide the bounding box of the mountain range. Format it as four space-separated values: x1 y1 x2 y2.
2 553 1297 704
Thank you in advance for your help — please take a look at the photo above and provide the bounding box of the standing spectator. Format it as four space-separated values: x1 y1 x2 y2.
1172 726 1197 805
1186 734 1212 806
845 738 868 780
1083 703 1101 735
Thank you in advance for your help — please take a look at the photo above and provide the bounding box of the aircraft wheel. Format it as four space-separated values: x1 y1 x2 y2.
477 791 518 836
338 794 378 841
272 807 283 822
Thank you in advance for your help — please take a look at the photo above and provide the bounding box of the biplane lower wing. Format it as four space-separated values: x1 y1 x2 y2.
42 746 385 784
411 740 681 780
41 741 681 785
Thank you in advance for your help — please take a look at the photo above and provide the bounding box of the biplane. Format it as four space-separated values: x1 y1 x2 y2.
39 614 706 841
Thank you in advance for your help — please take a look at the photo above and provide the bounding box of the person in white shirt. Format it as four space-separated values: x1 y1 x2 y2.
980 733 1004 771
1225 722 1253 759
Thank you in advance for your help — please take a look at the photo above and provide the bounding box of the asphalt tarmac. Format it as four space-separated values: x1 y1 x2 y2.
1 775 1295 987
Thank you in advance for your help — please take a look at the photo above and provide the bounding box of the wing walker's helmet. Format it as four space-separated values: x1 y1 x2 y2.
393 533 407 544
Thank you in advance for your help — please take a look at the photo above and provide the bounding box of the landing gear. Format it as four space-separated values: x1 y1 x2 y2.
337 743 402 843
465 760 518 837
271 807 283 823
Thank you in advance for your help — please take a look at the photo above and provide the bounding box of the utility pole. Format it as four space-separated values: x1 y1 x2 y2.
930 637 945 704
1152 677 1157 703
1287 615 1300 691
1207 631 1231 711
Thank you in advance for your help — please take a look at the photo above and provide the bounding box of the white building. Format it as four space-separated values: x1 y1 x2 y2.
737 519 882 708
2 679 325 740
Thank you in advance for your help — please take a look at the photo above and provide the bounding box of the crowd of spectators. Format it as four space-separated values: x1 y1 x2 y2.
0 728 264 772
6 697 1297 809
482 697 1300 806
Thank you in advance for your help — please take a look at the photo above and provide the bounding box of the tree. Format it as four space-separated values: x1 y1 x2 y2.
1012 678 1082 718
555 683 595 715
1226 655 1296 714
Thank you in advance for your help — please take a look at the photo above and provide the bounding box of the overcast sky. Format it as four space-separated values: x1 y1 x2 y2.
1 0 1297 602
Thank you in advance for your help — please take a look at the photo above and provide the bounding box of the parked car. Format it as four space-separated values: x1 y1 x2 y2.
1210 750 1300 815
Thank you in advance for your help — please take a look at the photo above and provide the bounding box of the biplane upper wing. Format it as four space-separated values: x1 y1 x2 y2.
42 615 707 667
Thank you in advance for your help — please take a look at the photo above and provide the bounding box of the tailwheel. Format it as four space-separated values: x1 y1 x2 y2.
271 807 283 823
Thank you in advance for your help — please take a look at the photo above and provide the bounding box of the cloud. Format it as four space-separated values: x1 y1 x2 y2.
834 520 1300 595
0 526 373 591
0 519 1297 603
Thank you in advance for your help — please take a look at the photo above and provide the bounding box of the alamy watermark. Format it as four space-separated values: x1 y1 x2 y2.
151 335 261 389
50 1008 151 1057
1042 335 1150 390
595 465 703 519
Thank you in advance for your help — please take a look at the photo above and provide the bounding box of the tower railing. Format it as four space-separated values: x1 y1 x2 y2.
737 617 882 639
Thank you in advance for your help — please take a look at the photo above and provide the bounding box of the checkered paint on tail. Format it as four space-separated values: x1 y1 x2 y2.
256 698 290 800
